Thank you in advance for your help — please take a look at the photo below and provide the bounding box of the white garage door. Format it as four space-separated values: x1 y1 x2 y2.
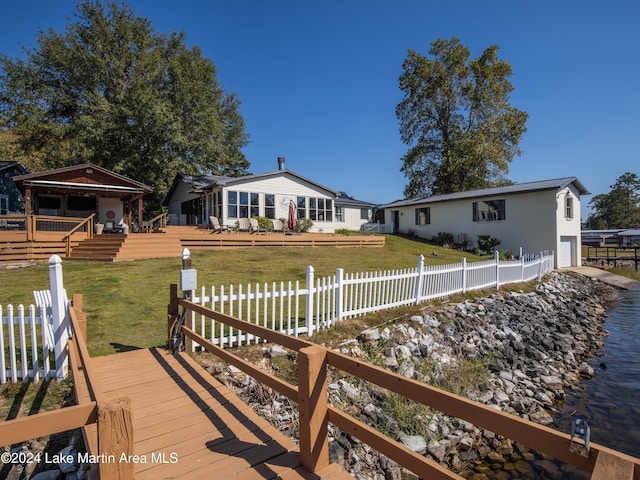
558 236 574 268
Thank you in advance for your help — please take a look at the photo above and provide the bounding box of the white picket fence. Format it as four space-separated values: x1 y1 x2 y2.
188 250 554 349
1 256 70 384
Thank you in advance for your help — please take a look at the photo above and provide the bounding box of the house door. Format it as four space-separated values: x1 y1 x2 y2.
558 236 574 268
392 211 400 233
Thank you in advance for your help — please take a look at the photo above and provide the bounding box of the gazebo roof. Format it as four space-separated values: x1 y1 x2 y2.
13 163 153 199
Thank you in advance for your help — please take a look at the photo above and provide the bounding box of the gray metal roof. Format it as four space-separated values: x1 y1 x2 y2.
379 177 590 209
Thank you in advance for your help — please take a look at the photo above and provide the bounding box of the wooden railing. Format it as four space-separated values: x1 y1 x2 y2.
142 212 168 233
63 214 95 256
0 294 133 480
169 287 640 480
585 246 640 271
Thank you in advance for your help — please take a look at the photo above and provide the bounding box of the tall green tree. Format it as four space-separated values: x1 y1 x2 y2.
396 37 528 198
0 1 249 211
587 172 640 229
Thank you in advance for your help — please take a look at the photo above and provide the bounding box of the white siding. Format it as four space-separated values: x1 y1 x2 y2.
167 181 200 226
384 188 580 266
221 173 336 232
555 185 582 267
336 205 371 231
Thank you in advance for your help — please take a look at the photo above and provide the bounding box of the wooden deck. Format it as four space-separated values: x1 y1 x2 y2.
1 226 384 262
90 347 351 479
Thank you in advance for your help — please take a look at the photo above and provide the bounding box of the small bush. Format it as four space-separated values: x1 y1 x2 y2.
295 218 313 232
432 232 455 247
477 235 501 254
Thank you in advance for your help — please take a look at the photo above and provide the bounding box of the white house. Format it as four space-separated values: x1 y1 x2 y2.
379 177 589 268
163 157 376 233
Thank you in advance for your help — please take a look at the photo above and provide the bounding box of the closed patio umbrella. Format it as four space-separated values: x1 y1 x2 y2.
288 200 297 231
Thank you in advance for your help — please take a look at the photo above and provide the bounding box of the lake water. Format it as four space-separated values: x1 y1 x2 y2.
553 287 640 459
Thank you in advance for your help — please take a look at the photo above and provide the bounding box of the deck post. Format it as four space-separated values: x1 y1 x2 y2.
298 345 329 474
168 283 179 349
72 294 87 342
97 397 134 479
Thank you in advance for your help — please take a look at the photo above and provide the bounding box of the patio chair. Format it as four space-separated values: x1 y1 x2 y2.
271 218 285 233
249 218 265 234
237 218 251 232
209 216 228 234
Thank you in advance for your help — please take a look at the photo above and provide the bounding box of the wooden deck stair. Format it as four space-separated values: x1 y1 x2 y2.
69 233 183 261
90 348 352 479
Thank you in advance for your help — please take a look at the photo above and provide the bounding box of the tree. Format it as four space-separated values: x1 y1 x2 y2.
396 37 528 198
0 1 249 212
587 172 640 229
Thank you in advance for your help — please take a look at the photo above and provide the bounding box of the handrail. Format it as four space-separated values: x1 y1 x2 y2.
142 212 167 233
62 213 95 256
173 294 640 480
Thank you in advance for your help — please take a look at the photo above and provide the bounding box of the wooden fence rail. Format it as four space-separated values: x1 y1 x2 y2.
189 250 554 349
170 294 640 480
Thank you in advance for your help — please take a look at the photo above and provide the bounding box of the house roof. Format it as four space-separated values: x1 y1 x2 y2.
379 177 590 209
13 163 153 198
619 229 640 236
0 161 30 176
335 193 376 208
164 168 339 205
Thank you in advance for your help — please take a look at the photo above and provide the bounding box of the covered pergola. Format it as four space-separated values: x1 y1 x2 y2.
13 163 153 231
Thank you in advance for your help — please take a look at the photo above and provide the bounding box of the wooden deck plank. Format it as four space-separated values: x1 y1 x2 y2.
89 347 348 479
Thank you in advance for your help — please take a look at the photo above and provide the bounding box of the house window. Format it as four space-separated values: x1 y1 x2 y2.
336 206 344 222
265 194 275 219
227 191 238 218
297 196 306 219
565 195 573 219
473 200 506 222
309 197 332 221
228 191 260 218
415 207 431 225
360 208 369 220
68 195 97 212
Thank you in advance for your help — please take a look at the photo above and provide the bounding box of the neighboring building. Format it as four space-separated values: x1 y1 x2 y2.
0 161 30 214
618 229 640 247
12 163 153 227
379 177 589 268
581 229 623 247
164 157 375 232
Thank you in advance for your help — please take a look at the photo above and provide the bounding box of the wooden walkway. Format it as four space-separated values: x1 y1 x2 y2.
90 348 351 479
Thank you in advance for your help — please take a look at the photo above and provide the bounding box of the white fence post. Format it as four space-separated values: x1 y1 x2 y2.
335 268 344 322
495 250 500 289
461 258 467 293
305 266 315 336
414 255 425 304
48 255 68 381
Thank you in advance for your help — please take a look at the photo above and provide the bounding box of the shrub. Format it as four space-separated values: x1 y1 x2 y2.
252 216 273 232
477 235 501 255
295 218 313 232
432 232 455 247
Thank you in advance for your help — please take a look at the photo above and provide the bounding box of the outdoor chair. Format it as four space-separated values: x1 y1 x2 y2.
237 218 251 232
249 218 265 234
209 216 228 234
271 218 285 233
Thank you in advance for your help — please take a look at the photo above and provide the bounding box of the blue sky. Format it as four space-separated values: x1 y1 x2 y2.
1 1 639 212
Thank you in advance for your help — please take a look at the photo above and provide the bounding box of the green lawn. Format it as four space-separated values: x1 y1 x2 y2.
0 234 482 357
